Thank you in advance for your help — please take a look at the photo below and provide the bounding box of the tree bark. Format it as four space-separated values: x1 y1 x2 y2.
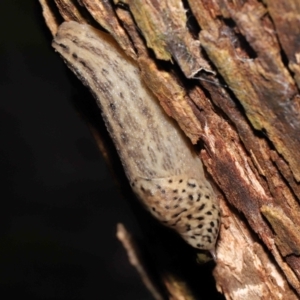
39 0 300 299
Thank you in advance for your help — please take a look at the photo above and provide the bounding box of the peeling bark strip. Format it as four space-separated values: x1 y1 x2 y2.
122 0 214 78
191 0 300 182
53 21 220 254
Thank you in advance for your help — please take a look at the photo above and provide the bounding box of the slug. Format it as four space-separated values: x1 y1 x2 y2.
52 21 220 258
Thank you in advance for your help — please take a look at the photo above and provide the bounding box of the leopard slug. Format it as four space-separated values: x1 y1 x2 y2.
52 21 220 257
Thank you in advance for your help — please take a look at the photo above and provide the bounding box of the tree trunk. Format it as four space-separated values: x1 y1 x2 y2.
39 0 300 299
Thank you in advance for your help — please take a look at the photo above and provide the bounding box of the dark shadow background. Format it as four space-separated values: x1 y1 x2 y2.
0 1 153 299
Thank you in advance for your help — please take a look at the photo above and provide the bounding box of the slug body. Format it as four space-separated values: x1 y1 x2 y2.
53 21 220 254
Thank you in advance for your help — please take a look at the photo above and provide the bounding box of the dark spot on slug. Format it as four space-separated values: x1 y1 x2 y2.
197 243 204 248
187 214 192 219
173 197 178 200
196 194 201 201
203 235 212 243
190 236 196 239
174 205 179 209
206 211 212 215
109 102 116 110
198 224 203 229
156 185 161 189
171 209 186 218
173 218 181 225
182 189 186 193
168 179 173 183
186 224 191 231
148 171 154 177
210 221 215 227
152 207 156 211
187 182 196 188
121 133 129 144
197 216 204 221
198 203 205 211
101 68 109 75
119 92 124 98
141 106 150 117
58 43 68 50
165 205 170 209
79 60 88 68
188 195 193 201
205 195 210 199
161 190 165 194
173 189 178 193
179 179 183 183
207 228 212 233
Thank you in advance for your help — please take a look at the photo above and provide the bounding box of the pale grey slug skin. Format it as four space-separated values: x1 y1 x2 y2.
52 21 220 252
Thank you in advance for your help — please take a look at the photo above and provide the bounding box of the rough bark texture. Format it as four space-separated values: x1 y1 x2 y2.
39 0 300 299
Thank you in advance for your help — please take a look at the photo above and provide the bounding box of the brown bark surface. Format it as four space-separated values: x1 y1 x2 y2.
39 0 300 299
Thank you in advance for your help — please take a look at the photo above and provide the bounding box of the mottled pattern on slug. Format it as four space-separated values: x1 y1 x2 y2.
52 21 220 253
133 176 220 250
